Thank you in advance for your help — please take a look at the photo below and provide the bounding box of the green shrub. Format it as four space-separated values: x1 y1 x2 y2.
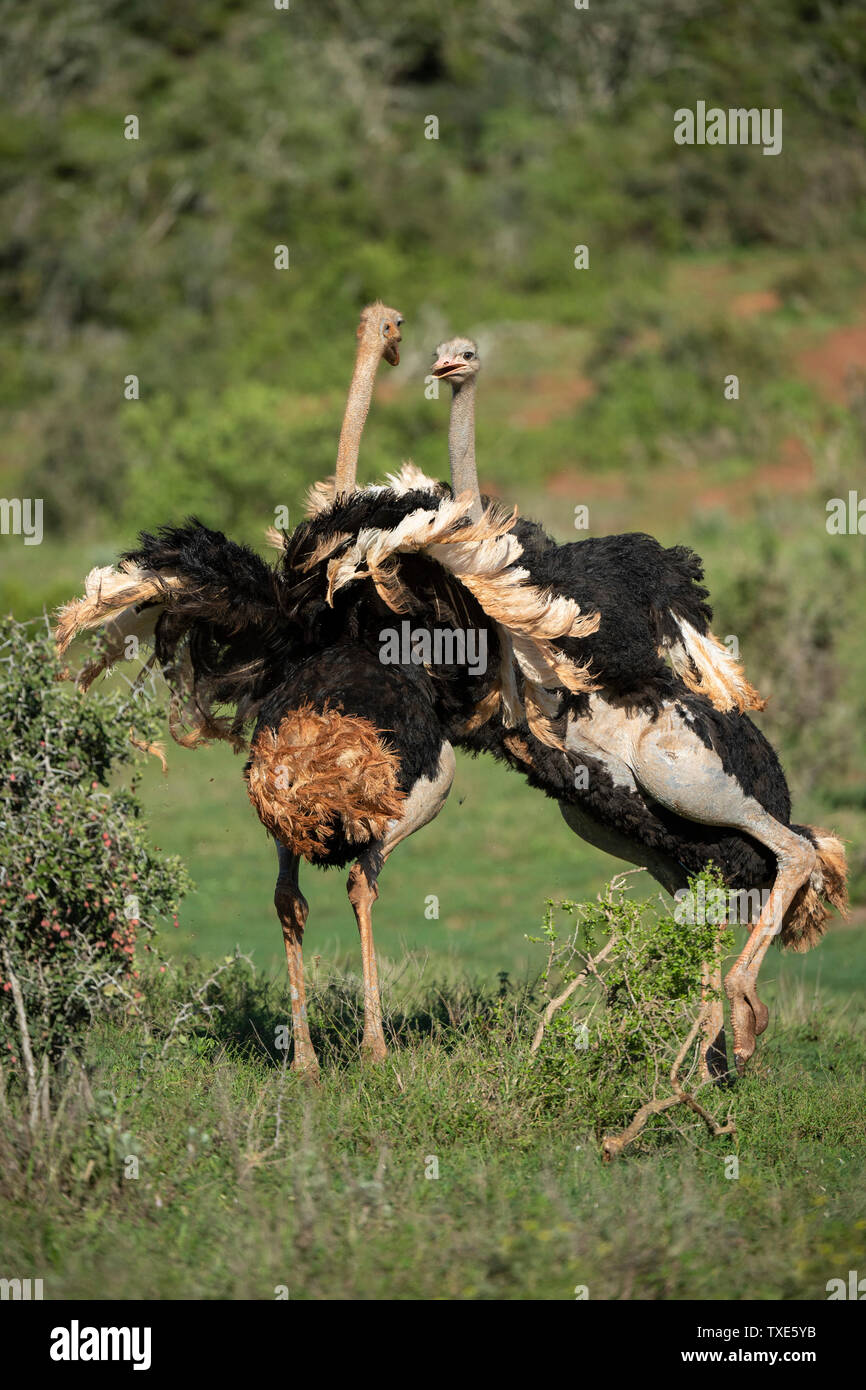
529 869 734 1144
0 615 190 1065
119 382 314 542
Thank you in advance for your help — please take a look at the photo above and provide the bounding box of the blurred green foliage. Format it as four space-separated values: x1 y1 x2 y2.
2 0 865 536
1 1 864 910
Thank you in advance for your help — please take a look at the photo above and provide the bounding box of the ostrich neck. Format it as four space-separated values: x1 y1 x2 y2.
334 342 381 495
449 378 482 521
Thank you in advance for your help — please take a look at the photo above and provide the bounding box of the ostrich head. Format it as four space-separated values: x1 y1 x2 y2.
432 336 480 387
359 302 404 367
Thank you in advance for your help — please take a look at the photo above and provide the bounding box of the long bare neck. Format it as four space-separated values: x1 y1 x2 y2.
449 377 482 521
334 340 381 495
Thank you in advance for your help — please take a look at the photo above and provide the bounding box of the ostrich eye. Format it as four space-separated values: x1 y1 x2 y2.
463 350 474 360
395 317 404 327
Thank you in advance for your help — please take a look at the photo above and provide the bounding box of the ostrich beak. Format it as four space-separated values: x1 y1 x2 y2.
383 339 400 366
432 356 463 379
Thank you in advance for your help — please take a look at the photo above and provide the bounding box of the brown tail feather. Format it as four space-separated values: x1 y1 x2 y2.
780 827 849 953
665 619 766 713
245 703 406 861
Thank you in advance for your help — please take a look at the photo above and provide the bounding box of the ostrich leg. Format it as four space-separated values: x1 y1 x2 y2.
346 743 456 1063
722 850 814 1074
347 864 386 1062
274 844 319 1078
625 712 817 1075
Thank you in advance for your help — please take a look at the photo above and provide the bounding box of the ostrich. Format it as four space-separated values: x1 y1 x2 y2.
285 336 847 1075
56 300 411 1073
428 336 846 1069
292 479 847 1075
55 308 597 1076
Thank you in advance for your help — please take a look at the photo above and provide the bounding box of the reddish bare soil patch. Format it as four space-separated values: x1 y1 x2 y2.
695 436 813 512
545 436 813 525
797 323 866 404
763 434 814 493
730 289 781 319
506 374 595 429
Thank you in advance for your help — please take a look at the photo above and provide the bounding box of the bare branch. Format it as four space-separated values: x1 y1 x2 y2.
2 946 39 1129
602 1006 736 1161
530 935 617 1054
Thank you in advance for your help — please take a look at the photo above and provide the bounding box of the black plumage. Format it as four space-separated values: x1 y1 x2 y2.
118 498 789 888
251 638 445 869
509 518 712 698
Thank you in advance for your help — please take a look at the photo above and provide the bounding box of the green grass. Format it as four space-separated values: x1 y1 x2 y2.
134 732 866 1001
137 739 627 976
2 959 864 1300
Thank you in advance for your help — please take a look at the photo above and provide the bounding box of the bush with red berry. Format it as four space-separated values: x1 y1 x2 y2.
0 615 190 1063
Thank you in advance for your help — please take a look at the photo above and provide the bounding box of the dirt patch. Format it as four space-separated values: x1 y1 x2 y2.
764 434 814 493
696 436 813 512
797 323 866 404
730 290 781 319
544 436 813 525
506 374 595 429
545 471 627 502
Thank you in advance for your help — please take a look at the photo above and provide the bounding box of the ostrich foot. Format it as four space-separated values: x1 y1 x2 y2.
725 971 770 1075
